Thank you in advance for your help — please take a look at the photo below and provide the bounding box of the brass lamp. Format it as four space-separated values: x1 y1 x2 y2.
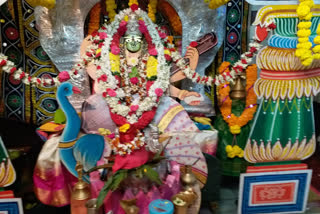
72 162 91 200
71 162 91 214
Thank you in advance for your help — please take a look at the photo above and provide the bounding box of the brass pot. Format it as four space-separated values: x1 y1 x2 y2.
86 199 103 214
172 194 188 214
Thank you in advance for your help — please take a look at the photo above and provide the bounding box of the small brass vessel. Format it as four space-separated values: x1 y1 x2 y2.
181 165 197 192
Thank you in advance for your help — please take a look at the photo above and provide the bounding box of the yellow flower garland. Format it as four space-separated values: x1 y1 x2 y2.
110 53 120 73
146 56 158 78
106 0 117 22
148 0 158 23
226 145 244 158
128 0 138 6
295 0 320 66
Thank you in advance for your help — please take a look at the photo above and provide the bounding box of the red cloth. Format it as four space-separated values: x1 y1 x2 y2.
112 147 153 172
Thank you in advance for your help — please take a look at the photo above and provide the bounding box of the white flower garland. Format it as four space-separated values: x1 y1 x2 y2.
0 54 61 87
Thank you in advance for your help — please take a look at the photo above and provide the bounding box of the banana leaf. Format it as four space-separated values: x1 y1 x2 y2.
215 99 254 176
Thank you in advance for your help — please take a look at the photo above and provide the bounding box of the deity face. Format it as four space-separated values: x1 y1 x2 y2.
125 35 142 53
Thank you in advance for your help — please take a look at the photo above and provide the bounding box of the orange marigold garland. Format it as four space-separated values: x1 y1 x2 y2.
218 62 258 135
88 3 102 35
158 1 182 35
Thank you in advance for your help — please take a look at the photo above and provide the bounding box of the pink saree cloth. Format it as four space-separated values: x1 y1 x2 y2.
33 134 77 207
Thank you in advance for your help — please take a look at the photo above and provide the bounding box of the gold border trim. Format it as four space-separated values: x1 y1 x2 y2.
158 105 184 133
59 140 77 148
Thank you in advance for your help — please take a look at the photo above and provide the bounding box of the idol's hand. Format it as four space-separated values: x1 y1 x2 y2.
185 46 199 70
182 91 201 106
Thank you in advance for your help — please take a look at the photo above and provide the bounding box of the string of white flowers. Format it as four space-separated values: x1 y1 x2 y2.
0 53 63 87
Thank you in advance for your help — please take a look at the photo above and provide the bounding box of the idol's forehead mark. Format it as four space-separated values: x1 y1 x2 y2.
124 35 142 41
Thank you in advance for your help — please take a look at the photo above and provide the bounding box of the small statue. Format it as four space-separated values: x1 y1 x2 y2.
146 124 162 153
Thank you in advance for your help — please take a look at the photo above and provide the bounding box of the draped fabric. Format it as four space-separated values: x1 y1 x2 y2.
33 134 77 207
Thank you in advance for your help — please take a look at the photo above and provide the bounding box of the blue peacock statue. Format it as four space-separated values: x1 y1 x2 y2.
57 82 105 180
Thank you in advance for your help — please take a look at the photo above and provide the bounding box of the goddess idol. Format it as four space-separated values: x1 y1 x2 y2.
33 2 216 209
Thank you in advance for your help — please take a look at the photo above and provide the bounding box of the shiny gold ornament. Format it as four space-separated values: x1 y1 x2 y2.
230 76 246 100
86 199 103 214
172 194 188 214
120 199 139 214
72 162 91 200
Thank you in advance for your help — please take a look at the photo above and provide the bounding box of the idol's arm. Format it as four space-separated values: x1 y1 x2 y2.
170 46 199 83
169 47 201 105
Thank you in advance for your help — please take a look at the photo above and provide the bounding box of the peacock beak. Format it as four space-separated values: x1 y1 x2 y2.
72 86 81 94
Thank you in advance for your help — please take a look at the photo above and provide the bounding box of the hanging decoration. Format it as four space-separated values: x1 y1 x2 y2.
295 0 320 66
218 62 258 135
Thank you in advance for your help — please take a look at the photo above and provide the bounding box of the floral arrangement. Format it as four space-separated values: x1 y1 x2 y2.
218 62 258 135
295 0 320 66
106 0 117 22
204 0 229 9
148 0 158 23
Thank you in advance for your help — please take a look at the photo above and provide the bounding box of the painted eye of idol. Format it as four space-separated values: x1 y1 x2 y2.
125 35 142 53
